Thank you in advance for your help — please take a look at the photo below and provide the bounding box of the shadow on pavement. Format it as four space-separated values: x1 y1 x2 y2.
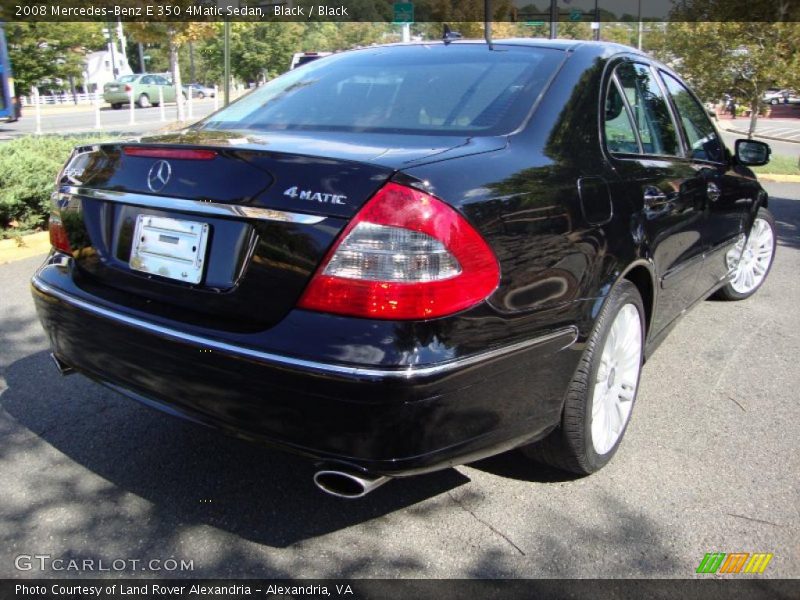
1 351 471 550
0 348 700 577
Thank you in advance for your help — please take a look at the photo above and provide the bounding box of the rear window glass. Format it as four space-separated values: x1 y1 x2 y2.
117 75 137 83
200 45 564 136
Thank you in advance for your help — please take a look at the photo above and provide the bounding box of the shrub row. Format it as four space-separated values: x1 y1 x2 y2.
0 135 118 235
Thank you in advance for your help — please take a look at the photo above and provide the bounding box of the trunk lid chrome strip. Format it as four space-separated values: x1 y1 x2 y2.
59 186 327 225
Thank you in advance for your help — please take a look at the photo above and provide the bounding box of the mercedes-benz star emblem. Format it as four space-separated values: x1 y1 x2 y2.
147 160 172 192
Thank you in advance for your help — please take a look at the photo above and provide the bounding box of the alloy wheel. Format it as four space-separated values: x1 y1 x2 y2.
591 303 642 455
727 217 775 294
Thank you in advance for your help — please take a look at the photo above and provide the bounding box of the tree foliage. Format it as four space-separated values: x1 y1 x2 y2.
6 22 105 93
649 22 800 135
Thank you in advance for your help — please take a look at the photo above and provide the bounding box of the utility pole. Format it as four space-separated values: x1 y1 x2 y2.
138 43 146 73
223 19 230 106
549 0 557 39
189 42 195 84
105 23 118 78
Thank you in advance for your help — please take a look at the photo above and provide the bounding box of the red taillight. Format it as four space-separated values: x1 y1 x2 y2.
298 182 500 320
124 84 131 93
123 146 217 160
48 215 72 254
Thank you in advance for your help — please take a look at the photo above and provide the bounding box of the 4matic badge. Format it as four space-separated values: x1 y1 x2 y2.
283 186 347 205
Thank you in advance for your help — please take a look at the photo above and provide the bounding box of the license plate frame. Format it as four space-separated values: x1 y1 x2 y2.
129 214 210 284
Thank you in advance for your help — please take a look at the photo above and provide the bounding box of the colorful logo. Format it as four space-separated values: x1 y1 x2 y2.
696 552 773 574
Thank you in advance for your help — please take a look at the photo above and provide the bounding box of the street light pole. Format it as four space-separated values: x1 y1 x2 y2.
637 0 643 50
594 0 600 41
549 0 557 39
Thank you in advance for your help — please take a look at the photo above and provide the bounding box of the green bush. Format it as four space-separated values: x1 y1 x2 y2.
0 135 118 233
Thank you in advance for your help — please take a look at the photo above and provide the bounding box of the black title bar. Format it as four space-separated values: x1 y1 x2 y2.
1 0 799 23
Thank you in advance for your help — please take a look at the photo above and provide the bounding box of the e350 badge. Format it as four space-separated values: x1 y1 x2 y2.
284 186 347 205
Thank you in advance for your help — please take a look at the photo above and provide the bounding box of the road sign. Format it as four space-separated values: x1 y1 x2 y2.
526 21 546 26
569 8 582 21
393 2 414 24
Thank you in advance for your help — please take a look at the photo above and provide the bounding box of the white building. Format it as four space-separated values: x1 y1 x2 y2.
82 50 133 93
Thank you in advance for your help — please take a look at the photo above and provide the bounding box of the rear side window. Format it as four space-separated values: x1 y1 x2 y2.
604 80 640 154
200 46 564 136
660 72 724 163
615 63 680 157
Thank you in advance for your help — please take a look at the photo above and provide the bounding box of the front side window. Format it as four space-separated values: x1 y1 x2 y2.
199 45 564 136
661 72 724 163
615 62 680 157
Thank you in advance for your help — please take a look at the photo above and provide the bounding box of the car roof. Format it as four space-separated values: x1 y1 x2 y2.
354 38 647 58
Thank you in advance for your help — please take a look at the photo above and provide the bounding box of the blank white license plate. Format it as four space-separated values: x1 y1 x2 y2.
129 215 209 284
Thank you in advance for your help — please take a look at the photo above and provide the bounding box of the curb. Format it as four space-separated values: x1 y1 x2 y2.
756 174 800 183
0 231 51 265
719 126 800 145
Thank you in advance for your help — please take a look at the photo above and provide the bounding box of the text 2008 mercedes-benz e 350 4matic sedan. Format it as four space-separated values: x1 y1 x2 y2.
33 40 776 498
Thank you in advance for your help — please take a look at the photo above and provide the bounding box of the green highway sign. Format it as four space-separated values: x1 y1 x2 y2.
393 2 414 24
525 21 546 26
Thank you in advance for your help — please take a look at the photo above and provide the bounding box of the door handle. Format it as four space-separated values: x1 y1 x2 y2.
643 187 669 208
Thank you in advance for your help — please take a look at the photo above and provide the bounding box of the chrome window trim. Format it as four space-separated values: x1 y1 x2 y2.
32 276 577 381
59 186 327 225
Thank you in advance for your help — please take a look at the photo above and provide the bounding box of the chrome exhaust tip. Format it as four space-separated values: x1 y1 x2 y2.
313 469 391 499
50 353 75 376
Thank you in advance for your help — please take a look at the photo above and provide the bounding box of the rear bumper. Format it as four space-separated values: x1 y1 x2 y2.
31 264 580 476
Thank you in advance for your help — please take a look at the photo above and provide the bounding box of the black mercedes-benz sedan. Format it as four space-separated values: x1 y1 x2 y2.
32 39 776 498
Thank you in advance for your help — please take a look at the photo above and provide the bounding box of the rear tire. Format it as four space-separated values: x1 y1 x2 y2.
111 103 122 110
521 280 645 475
714 207 776 301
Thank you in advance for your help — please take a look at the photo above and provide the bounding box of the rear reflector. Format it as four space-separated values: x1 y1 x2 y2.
123 147 217 160
298 182 499 320
48 215 72 254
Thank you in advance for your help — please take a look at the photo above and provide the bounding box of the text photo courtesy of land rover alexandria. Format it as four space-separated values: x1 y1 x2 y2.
33 40 776 499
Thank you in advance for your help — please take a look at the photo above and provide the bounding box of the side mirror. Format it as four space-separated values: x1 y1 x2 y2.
735 139 771 166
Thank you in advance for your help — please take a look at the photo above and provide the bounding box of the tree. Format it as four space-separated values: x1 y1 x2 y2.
199 22 305 85
126 21 213 121
650 22 800 137
6 22 105 94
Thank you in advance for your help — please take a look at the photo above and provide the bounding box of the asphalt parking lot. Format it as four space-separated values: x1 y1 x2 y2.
0 183 798 579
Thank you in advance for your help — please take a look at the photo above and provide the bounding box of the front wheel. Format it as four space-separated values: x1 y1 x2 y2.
137 94 151 108
714 207 776 301
521 280 645 474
